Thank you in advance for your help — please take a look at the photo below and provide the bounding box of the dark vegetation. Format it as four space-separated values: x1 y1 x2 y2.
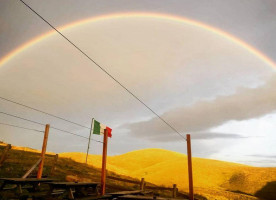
255 181 276 200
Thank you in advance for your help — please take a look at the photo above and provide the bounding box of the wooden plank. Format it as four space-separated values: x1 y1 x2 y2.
108 190 144 196
22 157 42 178
107 176 140 184
117 195 155 200
49 182 98 187
118 195 188 200
0 144 11 166
0 178 54 184
37 124 50 178
75 194 112 200
145 186 174 191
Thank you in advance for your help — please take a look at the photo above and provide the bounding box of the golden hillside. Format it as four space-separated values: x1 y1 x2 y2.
60 148 276 198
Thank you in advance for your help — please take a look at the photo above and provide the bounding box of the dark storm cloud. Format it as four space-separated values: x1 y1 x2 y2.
125 75 276 141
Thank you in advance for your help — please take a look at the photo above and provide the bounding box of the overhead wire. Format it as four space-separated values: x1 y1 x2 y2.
0 96 90 129
18 0 186 141
0 122 44 133
0 111 102 143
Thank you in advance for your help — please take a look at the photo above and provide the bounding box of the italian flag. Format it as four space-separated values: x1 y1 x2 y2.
92 119 112 138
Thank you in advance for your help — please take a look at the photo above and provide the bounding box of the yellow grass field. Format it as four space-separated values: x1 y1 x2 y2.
60 148 276 199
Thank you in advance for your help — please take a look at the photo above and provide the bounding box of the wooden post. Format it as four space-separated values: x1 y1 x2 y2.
172 184 177 198
186 134 194 200
140 178 145 191
50 154 59 176
0 144 11 167
37 124 50 179
101 129 108 195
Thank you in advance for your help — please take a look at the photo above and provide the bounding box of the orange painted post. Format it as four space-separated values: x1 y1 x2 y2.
186 134 194 200
37 124 50 179
101 129 108 195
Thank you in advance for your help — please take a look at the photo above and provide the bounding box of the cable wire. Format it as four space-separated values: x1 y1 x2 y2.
0 111 44 126
51 126 103 143
0 122 44 133
19 0 186 141
0 96 90 129
0 111 102 143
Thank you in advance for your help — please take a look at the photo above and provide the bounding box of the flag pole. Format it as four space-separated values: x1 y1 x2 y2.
101 129 108 195
86 118 94 164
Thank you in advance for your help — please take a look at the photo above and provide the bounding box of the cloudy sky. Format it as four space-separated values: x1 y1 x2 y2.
0 0 276 167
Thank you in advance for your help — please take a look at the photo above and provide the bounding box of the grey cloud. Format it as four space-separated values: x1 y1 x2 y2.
248 154 276 159
142 131 246 141
124 75 276 141
189 132 246 140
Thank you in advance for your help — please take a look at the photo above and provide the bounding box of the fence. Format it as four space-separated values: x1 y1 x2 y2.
107 176 178 198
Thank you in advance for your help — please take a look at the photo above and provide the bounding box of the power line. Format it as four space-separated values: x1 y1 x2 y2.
0 111 102 143
0 111 44 126
0 96 90 129
51 126 103 143
0 122 43 133
19 0 186 141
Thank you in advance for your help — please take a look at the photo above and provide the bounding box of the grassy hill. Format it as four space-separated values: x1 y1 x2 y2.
61 148 276 200
1 142 275 200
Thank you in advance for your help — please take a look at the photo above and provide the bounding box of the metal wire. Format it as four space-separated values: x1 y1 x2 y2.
0 111 102 143
19 0 186 141
0 122 43 133
0 96 90 129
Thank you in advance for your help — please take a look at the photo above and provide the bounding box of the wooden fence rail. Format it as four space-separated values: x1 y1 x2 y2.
106 176 178 198
107 176 140 184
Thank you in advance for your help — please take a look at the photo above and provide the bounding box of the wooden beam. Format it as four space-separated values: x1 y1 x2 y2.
22 157 42 178
0 144 11 167
186 134 194 200
107 176 140 184
37 124 50 178
101 129 108 195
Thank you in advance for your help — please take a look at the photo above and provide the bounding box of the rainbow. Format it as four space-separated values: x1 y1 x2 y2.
0 12 275 69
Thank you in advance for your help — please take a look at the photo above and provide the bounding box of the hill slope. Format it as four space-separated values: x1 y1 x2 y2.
61 148 276 198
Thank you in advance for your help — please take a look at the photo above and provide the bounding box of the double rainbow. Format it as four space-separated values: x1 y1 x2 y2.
0 12 275 69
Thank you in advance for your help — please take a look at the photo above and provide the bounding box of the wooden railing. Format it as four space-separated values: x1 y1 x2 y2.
107 176 178 198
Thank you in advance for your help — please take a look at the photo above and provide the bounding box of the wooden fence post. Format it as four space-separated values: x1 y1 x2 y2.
186 134 194 200
140 178 145 191
0 144 11 167
101 129 108 195
172 184 177 198
50 154 58 176
37 124 50 178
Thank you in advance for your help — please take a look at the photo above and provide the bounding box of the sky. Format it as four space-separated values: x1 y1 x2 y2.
0 0 276 167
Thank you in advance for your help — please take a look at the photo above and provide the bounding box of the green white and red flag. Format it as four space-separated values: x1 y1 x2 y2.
91 119 112 138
